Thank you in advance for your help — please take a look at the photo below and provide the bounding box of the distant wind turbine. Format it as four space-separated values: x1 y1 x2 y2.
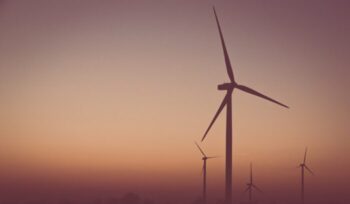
243 163 263 204
299 147 314 204
201 6 289 204
195 142 218 204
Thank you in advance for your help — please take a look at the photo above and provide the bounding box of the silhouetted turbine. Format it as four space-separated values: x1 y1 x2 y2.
299 147 314 204
201 6 289 204
195 142 218 204
243 163 263 204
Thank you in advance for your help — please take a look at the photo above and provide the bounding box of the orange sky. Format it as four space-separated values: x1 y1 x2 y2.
0 0 349 202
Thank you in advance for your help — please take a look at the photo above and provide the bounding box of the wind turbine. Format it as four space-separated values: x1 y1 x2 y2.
195 142 218 204
201 7 289 204
243 163 262 204
299 147 314 204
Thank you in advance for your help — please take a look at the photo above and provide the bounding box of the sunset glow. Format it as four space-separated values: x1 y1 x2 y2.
0 1 349 203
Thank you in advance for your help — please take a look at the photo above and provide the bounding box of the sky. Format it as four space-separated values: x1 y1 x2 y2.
0 0 349 203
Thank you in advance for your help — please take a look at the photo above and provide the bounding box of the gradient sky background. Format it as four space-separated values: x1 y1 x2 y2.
0 0 349 203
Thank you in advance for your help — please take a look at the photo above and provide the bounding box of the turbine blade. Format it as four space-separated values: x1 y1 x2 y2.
243 186 250 194
305 165 314 175
252 184 263 193
240 186 252 200
195 141 206 157
236 84 289 108
201 94 228 141
304 147 308 164
213 6 235 82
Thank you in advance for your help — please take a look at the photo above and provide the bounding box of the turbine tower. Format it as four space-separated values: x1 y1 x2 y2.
243 163 262 204
299 147 314 204
195 142 217 204
201 7 289 204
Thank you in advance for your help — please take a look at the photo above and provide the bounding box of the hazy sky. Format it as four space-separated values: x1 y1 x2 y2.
0 0 349 203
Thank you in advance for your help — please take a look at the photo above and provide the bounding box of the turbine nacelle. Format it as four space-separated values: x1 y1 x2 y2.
218 82 235 90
